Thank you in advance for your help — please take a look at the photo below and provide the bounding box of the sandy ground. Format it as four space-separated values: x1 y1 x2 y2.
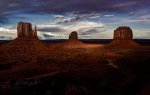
0 39 150 95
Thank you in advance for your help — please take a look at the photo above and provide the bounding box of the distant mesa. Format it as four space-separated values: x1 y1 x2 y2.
69 31 78 40
114 26 133 40
64 31 84 48
17 22 37 38
107 26 141 48
0 22 47 58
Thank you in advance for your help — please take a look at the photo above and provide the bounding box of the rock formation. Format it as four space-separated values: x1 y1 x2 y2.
63 31 84 48
0 22 48 62
17 22 37 38
114 26 133 40
107 26 141 48
69 31 78 40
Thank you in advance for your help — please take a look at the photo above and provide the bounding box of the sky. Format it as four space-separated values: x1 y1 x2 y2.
0 0 150 40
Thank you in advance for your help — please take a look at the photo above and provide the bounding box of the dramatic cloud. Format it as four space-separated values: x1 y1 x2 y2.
55 12 100 24
0 0 150 39
0 0 150 23
36 20 106 39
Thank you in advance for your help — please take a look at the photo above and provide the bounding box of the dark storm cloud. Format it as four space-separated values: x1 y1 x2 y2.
0 0 150 23
25 0 150 14
0 0 31 23
38 27 64 32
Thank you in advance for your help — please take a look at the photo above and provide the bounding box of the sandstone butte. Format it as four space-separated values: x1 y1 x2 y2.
17 22 37 38
107 26 141 48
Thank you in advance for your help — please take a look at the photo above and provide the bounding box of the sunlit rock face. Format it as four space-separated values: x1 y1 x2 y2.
114 26 133 40
69 31 78 40
17 22 37 38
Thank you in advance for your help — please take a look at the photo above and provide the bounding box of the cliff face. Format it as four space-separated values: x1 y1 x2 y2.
17 22 37 38
0 22 48 61
114 26 133 40
69 31 78 40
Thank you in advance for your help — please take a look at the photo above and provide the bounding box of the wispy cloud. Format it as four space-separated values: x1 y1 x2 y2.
0 27 17 40
38 27 65 32
55 12 101 24
112 1 137 8
103 14 114 18
37 20 106 39
138 14 150 21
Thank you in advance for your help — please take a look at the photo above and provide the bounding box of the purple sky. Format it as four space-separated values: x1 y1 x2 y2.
0 0 150 39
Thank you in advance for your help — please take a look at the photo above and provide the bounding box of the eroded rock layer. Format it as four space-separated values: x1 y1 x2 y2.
17 22 37 38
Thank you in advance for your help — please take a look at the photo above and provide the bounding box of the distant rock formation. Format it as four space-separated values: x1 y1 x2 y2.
0 22 48 61
17 22 37 38
63 31 84 48
106 26 141 48
69 31 78 40
114 26 133 40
